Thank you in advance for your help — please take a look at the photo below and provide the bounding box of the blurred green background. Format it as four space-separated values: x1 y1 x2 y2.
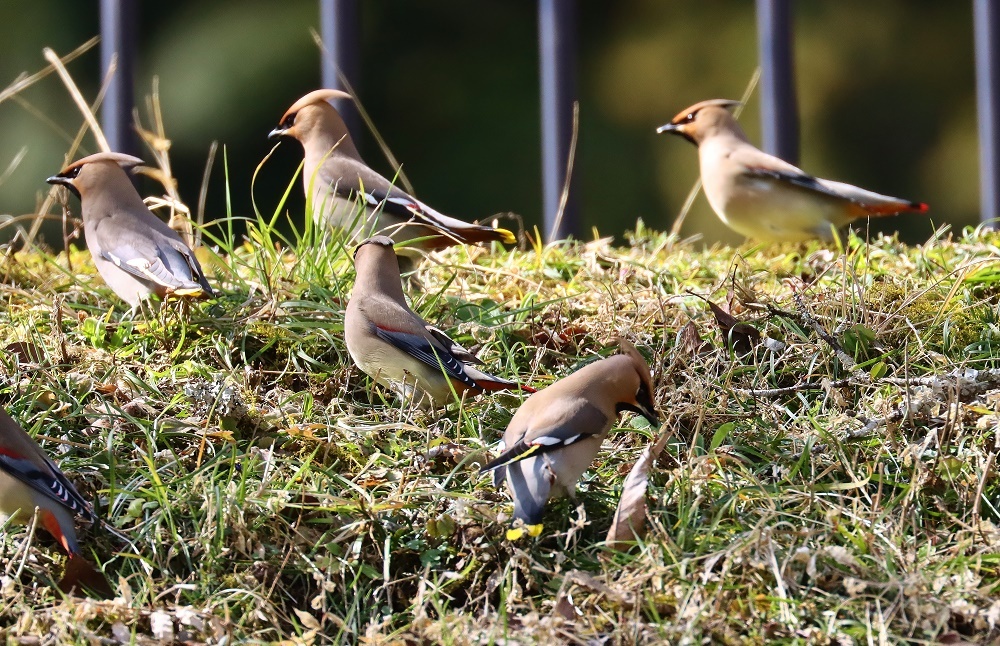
0 0 978 248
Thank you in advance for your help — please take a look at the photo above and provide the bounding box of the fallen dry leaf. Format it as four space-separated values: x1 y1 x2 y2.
606 428 671 549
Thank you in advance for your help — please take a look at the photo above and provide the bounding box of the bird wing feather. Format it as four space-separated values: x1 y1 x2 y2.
0 412 94 522
92 212 213 296
372 326 477 388
99 237 211 296
481 401 609 472
731 148 866 205
741 167 853 203
424 325 485 366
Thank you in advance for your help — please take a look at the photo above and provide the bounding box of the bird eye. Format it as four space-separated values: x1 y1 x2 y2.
281 113 296 129
65 166 81 179
684 112 696 123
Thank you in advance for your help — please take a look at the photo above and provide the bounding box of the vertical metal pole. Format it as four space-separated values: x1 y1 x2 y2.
975 0 1000 225
538 0 579 241
100 0 138 156
320 0 361 141
756 0 799 164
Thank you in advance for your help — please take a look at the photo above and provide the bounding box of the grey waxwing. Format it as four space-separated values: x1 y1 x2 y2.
268 90 516 254
657 99 928 242
0 407 95 557
46 152 214 307
481 339 659 539
345 236 535 405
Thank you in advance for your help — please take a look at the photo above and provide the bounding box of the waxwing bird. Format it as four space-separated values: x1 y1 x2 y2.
47 152 214 307
657 99 928 242
268 89 516 252
345 236 535 405
481 340 659 540
0 407 95 558
0 408 114 598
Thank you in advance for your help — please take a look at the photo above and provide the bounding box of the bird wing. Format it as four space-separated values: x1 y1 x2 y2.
323 157 515 243
424 324 485 366
96 224 212 297
730 147 874 207
338 184 475 234
0 410 94 522
480 400 609 472
742 167 856 203
372 326 478 388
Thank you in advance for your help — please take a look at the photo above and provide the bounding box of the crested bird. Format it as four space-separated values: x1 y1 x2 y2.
268 89 516 254
345 236 535 405
47 152 214 307
0 408 116 597
0 407 95 558
481 339 659 539
657 99 928 242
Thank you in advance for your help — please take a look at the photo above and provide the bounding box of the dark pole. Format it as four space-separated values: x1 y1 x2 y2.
755 0 798 164
100 0 138 156
538 0 579 241
320 0 361 141
975 0 1000 225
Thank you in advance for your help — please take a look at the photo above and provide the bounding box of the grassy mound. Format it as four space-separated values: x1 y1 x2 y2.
1 219 999 643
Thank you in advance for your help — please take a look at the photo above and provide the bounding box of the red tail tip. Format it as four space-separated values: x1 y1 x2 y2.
912 201 929 213
474 379 536 393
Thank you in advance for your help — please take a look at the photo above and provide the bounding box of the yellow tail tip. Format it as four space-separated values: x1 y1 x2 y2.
506 527 525 540
171 287 204 298
497 228 516 245
506 523 544 540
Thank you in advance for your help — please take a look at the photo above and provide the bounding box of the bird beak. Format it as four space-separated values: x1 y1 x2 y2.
267 127 287 142
638 403 660 427
657 122 697 145
46 174 80 198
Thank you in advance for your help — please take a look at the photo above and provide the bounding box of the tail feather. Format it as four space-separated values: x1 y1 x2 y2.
432 224 516 248
474 377 537 394
40 509 79 557
818 178 928 218
858 199 929 217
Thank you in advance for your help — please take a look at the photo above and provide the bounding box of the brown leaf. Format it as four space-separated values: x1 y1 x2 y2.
57 556 114 599
5 341 47 366
706 299 761 355
678 321 711 357
606 429 671 549
552 593 579 620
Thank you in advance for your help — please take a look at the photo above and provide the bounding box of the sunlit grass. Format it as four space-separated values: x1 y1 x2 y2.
1 209 999 643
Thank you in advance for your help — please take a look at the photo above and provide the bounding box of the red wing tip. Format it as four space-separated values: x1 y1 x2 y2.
866 201 929 216
40 510 76 556
474 379 535 393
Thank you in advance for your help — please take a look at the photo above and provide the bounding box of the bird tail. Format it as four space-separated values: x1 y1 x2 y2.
462 363 536 394
40 509 79 557
438 223 516 247
480 439 539 473
818 178 929 218
863 199 929 217
474 377 537 394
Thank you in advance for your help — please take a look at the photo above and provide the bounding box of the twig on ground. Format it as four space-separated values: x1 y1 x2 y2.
735 378 853 398
787 282 868 382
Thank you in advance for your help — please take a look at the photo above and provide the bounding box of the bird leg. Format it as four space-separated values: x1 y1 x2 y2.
564 499 588 551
